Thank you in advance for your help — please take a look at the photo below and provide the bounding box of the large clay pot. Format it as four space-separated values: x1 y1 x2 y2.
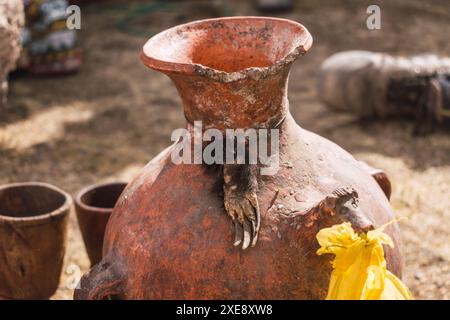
75 182 127 266
0 182 71 299
75 17 403 300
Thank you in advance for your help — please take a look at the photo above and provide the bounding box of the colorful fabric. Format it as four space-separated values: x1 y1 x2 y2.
20 0 81 74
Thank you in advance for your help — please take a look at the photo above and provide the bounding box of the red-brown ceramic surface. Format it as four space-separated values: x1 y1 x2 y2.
75 17 402 300
75 182 127 266
0 182 71 299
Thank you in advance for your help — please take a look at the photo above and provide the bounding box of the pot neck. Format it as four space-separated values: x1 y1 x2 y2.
168 65 292 131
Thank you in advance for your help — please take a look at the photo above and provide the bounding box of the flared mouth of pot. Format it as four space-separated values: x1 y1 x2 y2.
141 16 312 81
0 182 71 223
75 182 127 214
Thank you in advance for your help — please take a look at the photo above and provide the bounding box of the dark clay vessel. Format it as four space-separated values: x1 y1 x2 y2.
75 182 127 266
0 182 71 299
75 17 402 300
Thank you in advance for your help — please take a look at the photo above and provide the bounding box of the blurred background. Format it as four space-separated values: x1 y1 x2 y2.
0 0 449 299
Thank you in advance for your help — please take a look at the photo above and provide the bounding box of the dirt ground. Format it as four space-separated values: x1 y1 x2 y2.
1 0 449 299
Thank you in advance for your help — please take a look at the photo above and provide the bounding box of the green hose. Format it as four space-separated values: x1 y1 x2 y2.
116 1 173 37
84 0 235 38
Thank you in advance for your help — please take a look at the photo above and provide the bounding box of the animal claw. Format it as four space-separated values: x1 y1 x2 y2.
233 220 243 246
224 191 261 250
223 164 261 250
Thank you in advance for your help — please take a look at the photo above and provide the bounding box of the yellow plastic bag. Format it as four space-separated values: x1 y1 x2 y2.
316 221 412 300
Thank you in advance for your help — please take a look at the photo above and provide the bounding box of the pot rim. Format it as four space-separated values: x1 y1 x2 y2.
141 16 313 82
0 181 72 224
75 181 127 214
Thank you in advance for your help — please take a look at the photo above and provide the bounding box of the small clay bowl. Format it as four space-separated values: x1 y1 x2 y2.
0 182 71 300
75 182 127 266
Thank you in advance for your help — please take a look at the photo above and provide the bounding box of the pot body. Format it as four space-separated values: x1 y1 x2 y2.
76 115 402 300
0 182 71 299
